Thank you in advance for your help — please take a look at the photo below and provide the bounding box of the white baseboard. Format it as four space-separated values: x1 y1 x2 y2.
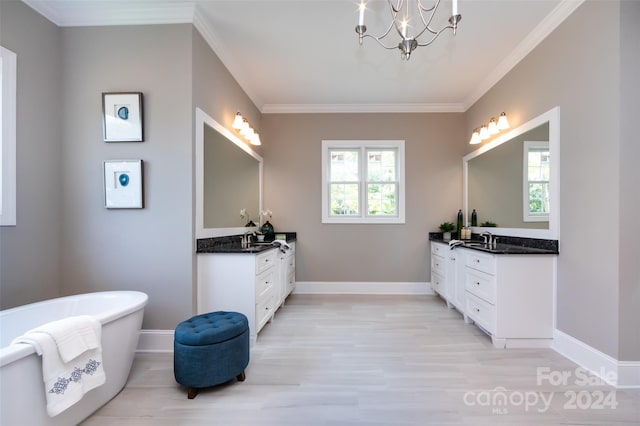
552 329 640 388
137 329 174 353
293 281 433 295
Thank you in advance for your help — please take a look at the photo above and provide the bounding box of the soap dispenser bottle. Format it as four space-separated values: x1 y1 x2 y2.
471 209 478 226
456 210 463 238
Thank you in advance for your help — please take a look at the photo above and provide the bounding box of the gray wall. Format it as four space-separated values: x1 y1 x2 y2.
618 0 640 361
261 113 466 283
465 1 639 361
0 0 63 309
58 24 194 329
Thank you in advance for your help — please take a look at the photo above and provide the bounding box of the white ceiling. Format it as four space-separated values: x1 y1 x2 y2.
22 0 583 113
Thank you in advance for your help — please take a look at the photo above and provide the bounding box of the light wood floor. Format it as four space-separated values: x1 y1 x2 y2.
82 294 639 425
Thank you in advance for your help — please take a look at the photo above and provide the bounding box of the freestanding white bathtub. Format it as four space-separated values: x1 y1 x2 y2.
0 291 148 426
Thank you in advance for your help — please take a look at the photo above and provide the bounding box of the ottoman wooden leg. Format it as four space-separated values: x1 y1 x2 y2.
236 371 246 382
187 387 199 399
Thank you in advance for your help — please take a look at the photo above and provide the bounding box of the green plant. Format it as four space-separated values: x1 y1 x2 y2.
439 222 455 232
480 221 497 227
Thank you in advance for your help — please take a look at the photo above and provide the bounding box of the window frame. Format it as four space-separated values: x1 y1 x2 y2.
1 46 17 226
523 140 550 222
322 140 405 224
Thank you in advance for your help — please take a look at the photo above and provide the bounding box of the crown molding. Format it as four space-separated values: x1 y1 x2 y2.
462 0 585 110
22 0 195 27
261 103 466 114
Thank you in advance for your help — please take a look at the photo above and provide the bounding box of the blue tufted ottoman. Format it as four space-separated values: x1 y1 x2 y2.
174 311 250 399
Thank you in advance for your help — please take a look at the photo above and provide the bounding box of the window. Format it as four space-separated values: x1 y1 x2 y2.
1 46 17 226
322 140 405 224
523 141 550 222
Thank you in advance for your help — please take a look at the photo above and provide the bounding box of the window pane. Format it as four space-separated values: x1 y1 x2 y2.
367 150 396 182
367 183 397 216
528 150 550 182
330 183 359 215
330 150 359 181
528 182 550 214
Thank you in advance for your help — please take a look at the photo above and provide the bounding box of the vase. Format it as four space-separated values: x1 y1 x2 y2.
260 220 275 240
443 231 452 241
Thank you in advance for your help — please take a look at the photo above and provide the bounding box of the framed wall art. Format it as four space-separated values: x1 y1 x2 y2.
102 92 144 142
103 159 144 209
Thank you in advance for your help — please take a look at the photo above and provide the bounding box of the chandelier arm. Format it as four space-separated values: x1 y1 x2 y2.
416 0 436 13
415 24 453 47
388 0 404 14
414 0 441 37
362 34 402 50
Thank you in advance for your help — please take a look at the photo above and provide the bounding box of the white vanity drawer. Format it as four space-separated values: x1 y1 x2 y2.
255 249 277 275
465 291 495 334
431 242 447 256
255 268 276 301
431 255 446 276
464 268 496 304
431 272 445 296
465 250 496 275
256 293 276 332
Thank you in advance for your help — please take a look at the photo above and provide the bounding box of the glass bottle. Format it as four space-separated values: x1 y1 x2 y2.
471 209 478 226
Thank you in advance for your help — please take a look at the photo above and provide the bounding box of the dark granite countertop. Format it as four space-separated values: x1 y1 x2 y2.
196 232 297 254
428 232 559 255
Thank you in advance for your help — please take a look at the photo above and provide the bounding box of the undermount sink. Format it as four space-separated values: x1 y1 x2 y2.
250 241 274 246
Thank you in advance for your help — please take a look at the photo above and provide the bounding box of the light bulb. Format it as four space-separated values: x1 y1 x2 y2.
232 112 243 130
488 118 499 135
469 129 481 145
497 112 510 130
479 125 489 140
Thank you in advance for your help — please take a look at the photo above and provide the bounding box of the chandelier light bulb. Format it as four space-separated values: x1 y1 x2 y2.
358 2 366 26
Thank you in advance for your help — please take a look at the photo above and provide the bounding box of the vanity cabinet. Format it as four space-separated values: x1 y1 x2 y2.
277 242 296 307
197 248 279 343
462 248 555 348
430 242 465 315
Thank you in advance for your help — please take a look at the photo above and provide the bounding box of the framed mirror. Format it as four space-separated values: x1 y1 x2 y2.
195 108 262 238
463 106 559 239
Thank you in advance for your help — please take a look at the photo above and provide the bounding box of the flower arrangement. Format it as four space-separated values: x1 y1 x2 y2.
260 209 273 224
239 208 255 226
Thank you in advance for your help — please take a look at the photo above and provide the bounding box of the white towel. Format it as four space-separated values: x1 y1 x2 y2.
12 316 106 417
29 315 101 363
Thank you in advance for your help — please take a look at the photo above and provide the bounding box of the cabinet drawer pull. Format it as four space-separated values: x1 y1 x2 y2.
476 308 480 313
476 281 480 286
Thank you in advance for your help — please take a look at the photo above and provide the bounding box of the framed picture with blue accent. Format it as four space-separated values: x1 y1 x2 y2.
103 160 143 208
102 92 144 142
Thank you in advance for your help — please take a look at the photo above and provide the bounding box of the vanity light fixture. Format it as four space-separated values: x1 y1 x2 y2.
487 118 499 135
355 0 462 61
469 129 481 145
479 125 490 140
232 112 262 145
469 112 510 144
497 112 510 130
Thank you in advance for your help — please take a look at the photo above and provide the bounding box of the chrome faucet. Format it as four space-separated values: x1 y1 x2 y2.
480 231 493 246
242 230 255 247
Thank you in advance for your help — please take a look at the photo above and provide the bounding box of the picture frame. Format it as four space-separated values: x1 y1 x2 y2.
103 160 144 209
102 92 144 142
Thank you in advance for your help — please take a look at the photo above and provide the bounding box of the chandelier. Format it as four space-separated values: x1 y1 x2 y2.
355 0 462 60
